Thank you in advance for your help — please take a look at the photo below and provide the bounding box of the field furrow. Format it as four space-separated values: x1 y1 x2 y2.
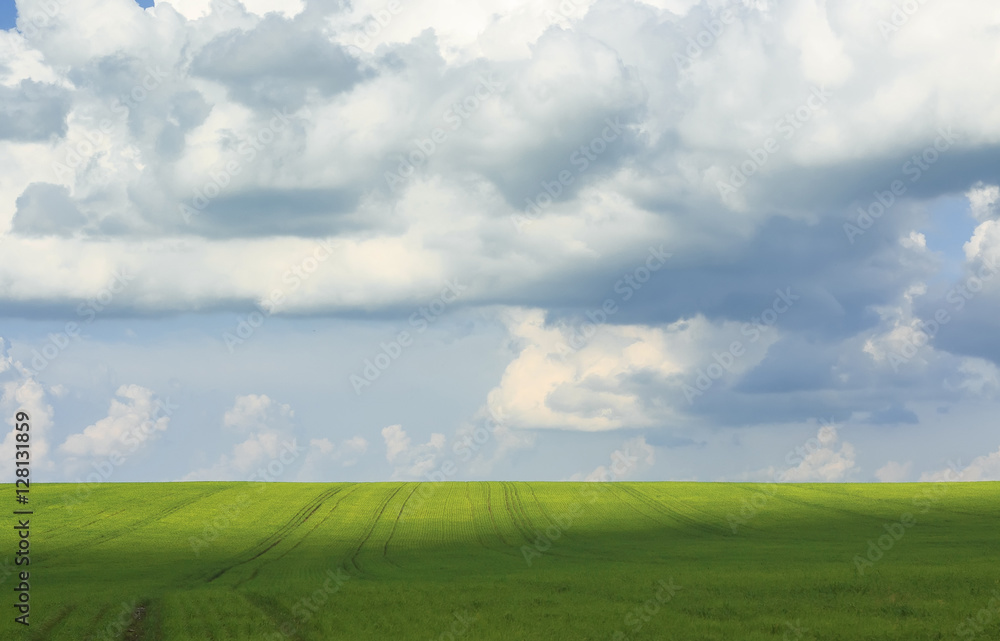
10 481 1000 641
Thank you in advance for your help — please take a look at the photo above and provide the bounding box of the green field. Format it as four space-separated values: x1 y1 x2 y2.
4 481 1000 640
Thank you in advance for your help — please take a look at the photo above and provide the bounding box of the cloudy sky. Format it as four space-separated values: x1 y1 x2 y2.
1 0 999 486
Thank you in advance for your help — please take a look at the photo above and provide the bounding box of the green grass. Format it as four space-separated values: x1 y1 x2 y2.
4 481 1000 640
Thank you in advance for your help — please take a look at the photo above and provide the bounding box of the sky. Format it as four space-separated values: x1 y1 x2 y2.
1 0 999 486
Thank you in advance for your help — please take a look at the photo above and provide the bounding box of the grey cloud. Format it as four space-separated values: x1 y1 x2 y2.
0 80 71 141
191 14 365 111
11 183 87 237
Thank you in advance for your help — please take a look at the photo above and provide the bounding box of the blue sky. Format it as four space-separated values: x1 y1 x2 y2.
2 0 154 31
1 0 1000 485
0 2 15 31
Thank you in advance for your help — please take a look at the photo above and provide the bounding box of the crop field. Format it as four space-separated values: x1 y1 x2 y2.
4 481 1000 640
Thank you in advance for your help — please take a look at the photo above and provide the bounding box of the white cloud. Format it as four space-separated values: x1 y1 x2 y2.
297 435 369 480
578 436 656 481
223 393 293 432
778 424 858 482
185 394 300 480
2 0 999 318
59 384 171 464
381 424 445 479
486 307 777 431
967 183 999 222
921 447 1000 482
0 338 56 479
874 460 912 482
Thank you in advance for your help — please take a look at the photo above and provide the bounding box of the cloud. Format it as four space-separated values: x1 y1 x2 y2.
920 447 1000 482
0 338 56 479
0 80 70 141
874 460 912 482
381 423 445 478
485 306 777 431
11 183 88 237
578 436 656 481
0 0 996 321
2 0 1000 485
777 424 858 482
185 394 299 480
967 183 999 222
59 384 171 464
223 393 293 432
297 435 369 480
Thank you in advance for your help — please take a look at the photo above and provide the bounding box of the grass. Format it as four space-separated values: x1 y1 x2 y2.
4 481 1000 640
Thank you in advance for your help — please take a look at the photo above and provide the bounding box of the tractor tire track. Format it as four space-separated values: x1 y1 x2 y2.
629 484 728 535
524 484 557 527
383 482 421 559
266 484 362 563
465 483 491 549
33 604 75 639
348 483 406 572
504 482 539 542
46 490 226 563
605 484 679 529
207 486 344 583
484 482 511 546
616 484 721 536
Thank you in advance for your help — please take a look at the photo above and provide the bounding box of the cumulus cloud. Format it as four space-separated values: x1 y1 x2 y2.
874 460 912 483
0 0 996 320
577 436 656 481
921 448 1000 482
0 80 70 142
59 384 171 464
2 0 1000 484
967 183 1000 222
777 423 858 482
223 393 293 432
485 306 778 431
297 435 369 480
185 394 299 480
381 423 445 479
0 338 56 479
